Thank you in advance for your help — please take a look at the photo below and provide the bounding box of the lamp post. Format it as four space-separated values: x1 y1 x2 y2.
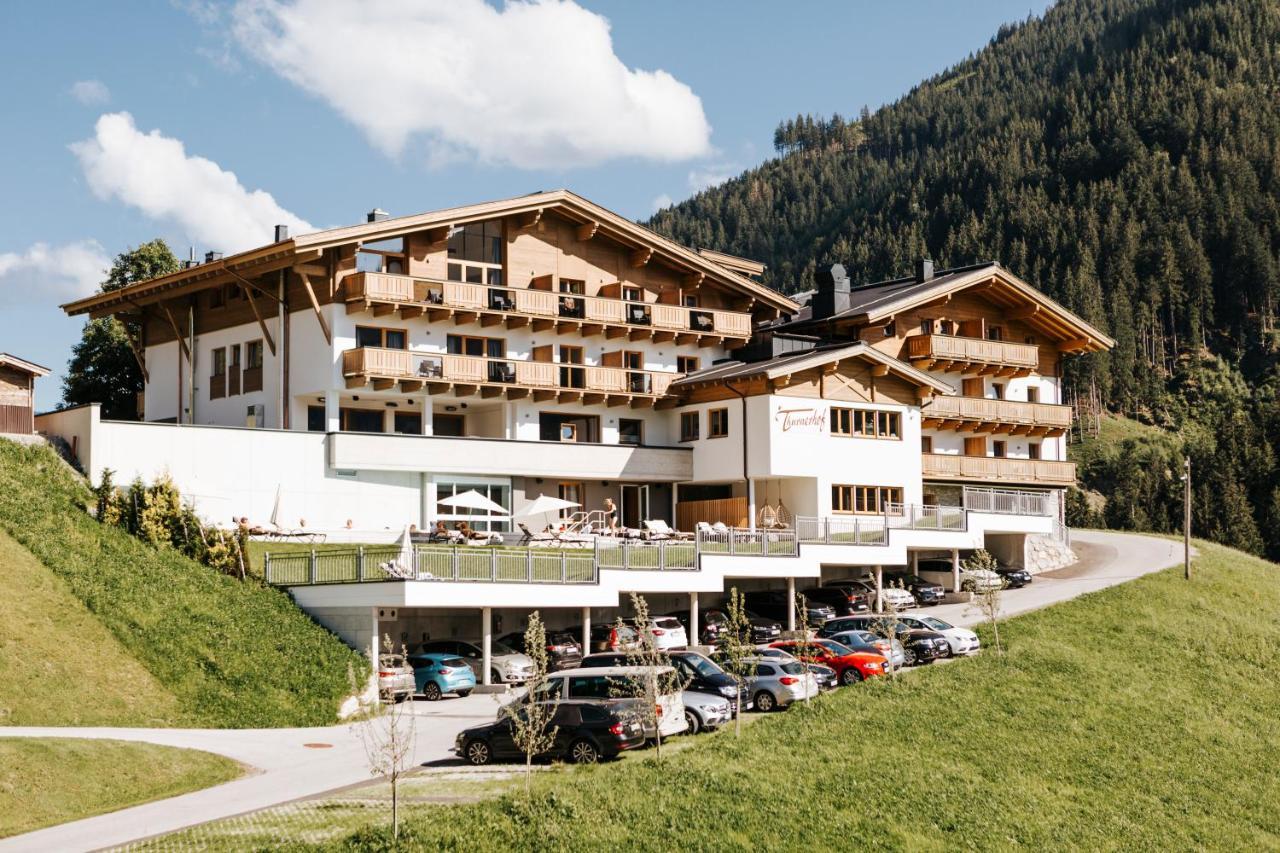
1182 456 1191 580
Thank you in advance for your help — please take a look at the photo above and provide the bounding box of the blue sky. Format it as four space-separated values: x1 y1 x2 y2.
0 0 1051 409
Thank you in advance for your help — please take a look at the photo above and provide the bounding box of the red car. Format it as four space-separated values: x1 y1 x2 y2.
768 639 887 685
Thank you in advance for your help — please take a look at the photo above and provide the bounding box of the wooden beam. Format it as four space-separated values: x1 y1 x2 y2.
294 262 328 277
453 384 479 397
576 222 599 241
605 326 629 340
123 319 150 383
558 391 582 404
480 386 505 399
916 386 934 401
401 305 425 320
455 311 479 325
630 247 652 268
871 364 891 377
400 379 425 392
653 331 676 343
372 378 396 391
1059 337 1090 352
296 270 332 345
345 376 366 389
1007 305 1040 321
532 319 555 332
346 301 368 315
517 209 543 229
505 388 530 400
683 272 704 290
505 315 530 329
607 395 630 408
481 314 504 328
583 393 606 405
160 303 191 361
425 225 450 245
533 390 557 402
372 303 398 317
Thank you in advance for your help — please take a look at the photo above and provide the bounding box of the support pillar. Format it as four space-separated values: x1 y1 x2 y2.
875 565 884 613
581 607 591 652
910 551 919 574
689 592 700 646
324 389 340 433
951 548 961 593
481 607 492 686
369 607 381 702
421 400 433 436
786 577 796 632
747 479 757 531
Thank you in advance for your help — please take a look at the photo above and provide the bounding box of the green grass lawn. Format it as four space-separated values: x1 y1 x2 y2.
296 539 1276 851
0 529 180 726
0 440 369 728
0 738 241 839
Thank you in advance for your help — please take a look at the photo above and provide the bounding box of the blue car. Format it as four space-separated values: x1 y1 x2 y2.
408 653 477 701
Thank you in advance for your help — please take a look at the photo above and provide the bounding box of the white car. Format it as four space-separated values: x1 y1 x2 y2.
960 568 1003 593
628 616 689 651
534 665 688 738
681 689 733 734
896 614 980 656
845 576 916 610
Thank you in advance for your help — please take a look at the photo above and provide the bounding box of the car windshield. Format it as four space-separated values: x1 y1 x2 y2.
677 654 723 678
489 640 519 655
379 654 404 667
653 618 682 630
442 657 467 668
817 640 854 655
921 617 952 630
780 661 807 675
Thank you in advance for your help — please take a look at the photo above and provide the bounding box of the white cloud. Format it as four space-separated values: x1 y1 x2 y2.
651 193 673 212
69 79 111 106
70 112 312 254
687 163 737 193
0 240 110 305
230 0 712 169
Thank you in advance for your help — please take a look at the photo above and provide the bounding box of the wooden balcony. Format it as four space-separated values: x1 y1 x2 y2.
907 334 1038 376
921 453 1076 486
342 346 679 407
343 271 751 346
923 396 1071 436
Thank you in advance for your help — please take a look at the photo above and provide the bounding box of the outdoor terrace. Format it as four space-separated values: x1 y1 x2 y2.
922 453 1077 485
923 395 1072 436
907 333 1038 376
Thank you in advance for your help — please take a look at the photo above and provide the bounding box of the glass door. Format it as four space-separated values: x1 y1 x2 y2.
620 484 649 529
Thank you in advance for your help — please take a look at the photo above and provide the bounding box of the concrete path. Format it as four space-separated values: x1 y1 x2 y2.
0 529 1186 851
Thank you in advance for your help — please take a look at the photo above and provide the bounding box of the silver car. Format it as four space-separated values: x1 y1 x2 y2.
377 654 415 702
682 689 733 734
826 629 907 669
741 656 819 712
418 639 535 684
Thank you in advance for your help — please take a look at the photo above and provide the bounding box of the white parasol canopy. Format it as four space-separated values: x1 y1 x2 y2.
516 495 580 517
437 489 507 514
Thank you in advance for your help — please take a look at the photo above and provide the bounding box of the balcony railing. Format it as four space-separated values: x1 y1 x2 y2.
907 334 1038 373
344 271 752 339
924 395 1071 431
962 486 1057 516
922 453 1076 485
795 505 967 545
342 346 678 398
264 529 795 587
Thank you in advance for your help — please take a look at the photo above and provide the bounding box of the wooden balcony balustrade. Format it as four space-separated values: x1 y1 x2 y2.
921 453 1076 485
342 346 678 407
923 395 1071 436
907 334 1038 375
343 271 752 346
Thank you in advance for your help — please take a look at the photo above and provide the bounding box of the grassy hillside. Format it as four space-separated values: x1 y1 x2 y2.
325 540 1279 850
0 440 368 728
0 739 241 838
0 529 181 726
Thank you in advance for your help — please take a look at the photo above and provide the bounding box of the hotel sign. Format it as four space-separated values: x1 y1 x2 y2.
774 406 827 433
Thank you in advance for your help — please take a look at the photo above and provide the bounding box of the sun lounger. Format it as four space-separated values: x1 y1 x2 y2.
518 522 558 546
643 519 693 541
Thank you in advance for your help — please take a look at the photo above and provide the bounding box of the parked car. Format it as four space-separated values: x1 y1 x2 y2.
882 572 947 606
623 616 689 651
816 616 950 666
995 566 1033 588
529 666 688 738
895 614 981 656
417 639 535 684
766 639 887 685
743 589 837 627
582 650 743 714
917 557 1003 593
377 653 415 702
740 657 819 711
499 630 584 670
806 662 838 691
664 609 782 646
407 652 476 700
823 629 906 670
826 577 915 611
678 690 733 734
799 585 868 616
457 700 645 765
566 622 640 654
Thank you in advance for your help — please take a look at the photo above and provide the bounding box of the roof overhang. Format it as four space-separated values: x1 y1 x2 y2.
0 353 51 376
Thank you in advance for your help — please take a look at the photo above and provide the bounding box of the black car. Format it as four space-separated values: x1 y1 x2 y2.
995 566 1033 588
499 630 584 671
882 572 947 606
806 663 838 691
664 609 782 646
801 585 869 616
742 590 837 627
455 700 645 765
581 649 743 714
816 615 948 666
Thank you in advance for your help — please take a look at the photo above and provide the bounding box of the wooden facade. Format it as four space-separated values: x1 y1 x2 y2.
0 355 50 435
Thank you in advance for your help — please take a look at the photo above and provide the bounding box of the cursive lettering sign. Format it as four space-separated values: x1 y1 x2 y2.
775 407 828 432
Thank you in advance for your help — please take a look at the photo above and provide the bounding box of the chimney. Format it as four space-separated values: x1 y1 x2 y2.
274 224 289 242
811 263 851 320
915 258 935 283
367 208 389 223
205 251 223 263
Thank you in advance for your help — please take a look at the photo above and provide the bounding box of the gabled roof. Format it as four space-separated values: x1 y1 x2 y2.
62 189 797 318
670 342 955 396
0 353 51 377
777 262 1115 353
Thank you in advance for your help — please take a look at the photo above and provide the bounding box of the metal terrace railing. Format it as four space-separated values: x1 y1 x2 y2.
795 504 967 545
962 486 1057 516
264 528 794 587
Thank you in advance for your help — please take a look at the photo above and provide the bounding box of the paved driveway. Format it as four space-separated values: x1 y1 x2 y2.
0 530 1186 852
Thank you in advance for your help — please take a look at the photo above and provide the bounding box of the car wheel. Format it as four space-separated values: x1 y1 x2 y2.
456 689 472 698
942 643 955 659
754 691 776 713
490 669 503 685
840 667 862 685
423 682 442 701
904 648 918 666
464 739 492 766
569 739 600 764
684 709 701 735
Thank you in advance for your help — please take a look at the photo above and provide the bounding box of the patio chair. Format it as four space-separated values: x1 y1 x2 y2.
644 519 693 541
694 521 715 537
517 522 557 546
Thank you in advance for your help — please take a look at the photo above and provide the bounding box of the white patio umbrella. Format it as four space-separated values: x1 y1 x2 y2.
269 485 282 529
437 489 507 514
394 523 415 578
515 494 580 530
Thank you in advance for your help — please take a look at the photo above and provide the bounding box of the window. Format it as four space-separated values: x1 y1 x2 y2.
211 347 226 376
436 479 511 532
677 355 700 375
680 411 700 442
227 344 241 395
356 326 407 349
987 325 1003 341
832 485 904 515
991 383 1004 400
992 440 1007 458
393 411 422 435
246 340 264 369
921 435 933 453
445 220 503 285
539 413 599 443
619 419 643 446
1025 335 1037 345
447 334 505 358
434 413 465 437
1026 386 1040 403
940 319 955 335
623 285 643 302
920 319 934 334
708 408 729 438
558 483 583 518
558 345 584 389
307 406 326 432
357 237 407 274
833 407 901 439
341 408 385 433
683 294 700 308
1028 442 1041 460
558 278 585 295
209 347 227 400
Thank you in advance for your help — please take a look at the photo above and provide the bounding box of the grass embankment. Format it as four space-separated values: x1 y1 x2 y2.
0 738 241 838
320 540 1277 850
1070 412 1180 470
0 440 368 727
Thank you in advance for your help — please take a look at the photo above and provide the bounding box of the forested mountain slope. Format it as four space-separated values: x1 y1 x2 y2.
651 0 1280 556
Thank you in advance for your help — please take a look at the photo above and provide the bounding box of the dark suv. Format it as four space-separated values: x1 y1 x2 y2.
743 590 836 627
499 630 584 670
455 700 644 765
663 609 782 645
882 572 947 606
808 583 871 614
